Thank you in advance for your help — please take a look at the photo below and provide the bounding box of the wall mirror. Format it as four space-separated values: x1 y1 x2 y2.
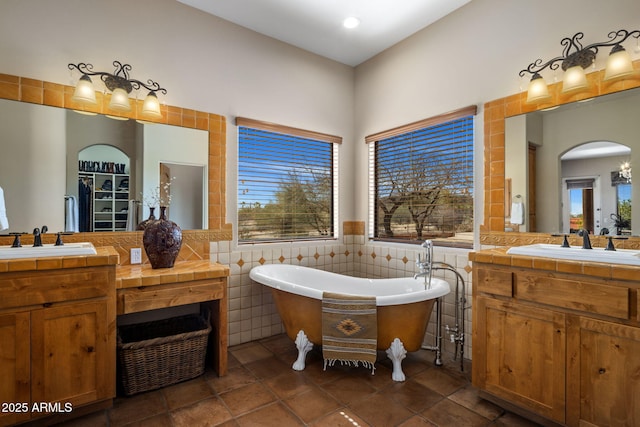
505 87 639 236
0 98 208 234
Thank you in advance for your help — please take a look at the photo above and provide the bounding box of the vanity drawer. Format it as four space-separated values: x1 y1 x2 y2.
475 266 513 297
117 279 225 315
515 273 629 319
0 267 113 310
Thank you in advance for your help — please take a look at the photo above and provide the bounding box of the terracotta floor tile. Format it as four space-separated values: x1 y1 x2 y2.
386 378 445 412
321 375 378 405
53 411 108 427
161 377 214 410
124 413 173 427
300 357 347 385
170 396 233 427
207 365 257 394
310 408 370 427
229 342 273 364
52 334 541 427
448 385 504 420
349 392 414 426
421 398 491 427
245 355 291 379
264 370 316 399
412 366 468 396
219 382 277 416
235 402 303 426
259 333 299 355
284 385 341 423
397 415 438 426
491 411 544 426
108 390 167 426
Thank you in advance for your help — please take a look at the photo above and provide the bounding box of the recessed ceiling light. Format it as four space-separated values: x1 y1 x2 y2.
343 17 360 29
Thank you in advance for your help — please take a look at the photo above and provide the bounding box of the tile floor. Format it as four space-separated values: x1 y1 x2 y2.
57 334 541 427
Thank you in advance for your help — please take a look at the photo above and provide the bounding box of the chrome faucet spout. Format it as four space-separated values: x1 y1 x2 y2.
414 240 434 287
578 229 592 249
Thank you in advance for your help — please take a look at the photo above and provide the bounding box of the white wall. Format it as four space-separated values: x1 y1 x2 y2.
354 0 640 239
0 100 66 233
0 0 356 232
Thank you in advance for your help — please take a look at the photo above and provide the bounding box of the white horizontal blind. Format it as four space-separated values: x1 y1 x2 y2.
238 126 334 242
374 115 474 243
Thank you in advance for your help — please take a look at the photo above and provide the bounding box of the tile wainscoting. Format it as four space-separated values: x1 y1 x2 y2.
211 236 473 362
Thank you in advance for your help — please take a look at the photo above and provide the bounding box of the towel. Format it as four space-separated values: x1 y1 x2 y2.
0 186 8 231
322 292 377 374
64 195 79 232
510 201 524 225
125 200 138 231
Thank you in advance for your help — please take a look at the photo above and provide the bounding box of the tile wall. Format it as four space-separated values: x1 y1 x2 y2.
211 235 473 362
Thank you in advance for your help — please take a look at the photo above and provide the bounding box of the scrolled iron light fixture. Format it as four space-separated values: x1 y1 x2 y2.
620 161 632 183
519 29 640 104
68 60 167 118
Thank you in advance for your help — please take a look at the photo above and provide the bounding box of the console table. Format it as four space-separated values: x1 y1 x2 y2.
116 260 229 376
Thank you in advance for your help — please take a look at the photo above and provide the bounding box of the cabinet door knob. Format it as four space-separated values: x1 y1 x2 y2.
598 368 606 374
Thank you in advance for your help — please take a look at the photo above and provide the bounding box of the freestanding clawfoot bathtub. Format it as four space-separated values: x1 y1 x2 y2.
249 264 451 381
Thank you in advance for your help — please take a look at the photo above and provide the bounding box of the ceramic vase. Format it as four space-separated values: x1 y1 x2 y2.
137 207 156 230
142 206 182 269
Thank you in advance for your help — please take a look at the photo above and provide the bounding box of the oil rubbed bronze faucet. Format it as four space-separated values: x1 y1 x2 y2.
32 225 47 247
578 228 592 249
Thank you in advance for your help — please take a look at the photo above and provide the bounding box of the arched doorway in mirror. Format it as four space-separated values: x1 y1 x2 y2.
560 141 631 236
77 145 131 232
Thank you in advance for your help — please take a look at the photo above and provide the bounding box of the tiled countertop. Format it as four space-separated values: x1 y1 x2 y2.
0 246 120 273
470 247 640 282
116 260 230 289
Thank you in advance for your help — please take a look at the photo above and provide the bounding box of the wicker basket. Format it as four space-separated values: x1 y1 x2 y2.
117 311 211 395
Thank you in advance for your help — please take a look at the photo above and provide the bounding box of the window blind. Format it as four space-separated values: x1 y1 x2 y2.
372 112 474 244
237 125 334 242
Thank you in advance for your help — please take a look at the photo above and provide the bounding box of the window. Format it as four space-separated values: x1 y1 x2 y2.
566 178 595 233
236 117 340 243
614 181 631 235
366 106 476 246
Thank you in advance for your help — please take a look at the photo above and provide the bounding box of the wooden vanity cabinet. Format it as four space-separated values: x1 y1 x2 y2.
0 311 31 426
474 296 567 423
0 264 116 427
566 316 640 426
472 256 640 427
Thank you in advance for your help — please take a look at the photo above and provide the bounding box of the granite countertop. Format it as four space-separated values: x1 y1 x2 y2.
0 246 120 273
470 247 640 282
116 259 230 289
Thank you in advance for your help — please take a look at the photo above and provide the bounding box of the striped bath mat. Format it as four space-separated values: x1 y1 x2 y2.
322 292 377 374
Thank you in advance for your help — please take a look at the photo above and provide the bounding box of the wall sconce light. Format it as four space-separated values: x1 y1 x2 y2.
620 161 632 183
68 61 167 118
519 30 639 103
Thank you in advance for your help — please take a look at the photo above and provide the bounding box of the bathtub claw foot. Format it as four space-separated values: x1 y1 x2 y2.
292 330 314 371
386 338 407 381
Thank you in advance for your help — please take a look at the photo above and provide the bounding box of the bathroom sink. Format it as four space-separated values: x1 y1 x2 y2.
506 243 640 266
0 242 97 259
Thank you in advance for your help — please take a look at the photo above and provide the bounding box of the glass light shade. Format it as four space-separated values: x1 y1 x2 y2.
562 65 588 93
604 46 634 81
526 74 551 104
108 87 131 112
141 91 162 118
71 75 97 104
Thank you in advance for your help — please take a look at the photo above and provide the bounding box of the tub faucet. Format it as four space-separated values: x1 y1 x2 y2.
578 229 592 249
414 240 433 286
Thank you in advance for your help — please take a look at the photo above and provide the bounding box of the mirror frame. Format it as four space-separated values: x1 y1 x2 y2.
481 60 640 248
0 73 231 261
